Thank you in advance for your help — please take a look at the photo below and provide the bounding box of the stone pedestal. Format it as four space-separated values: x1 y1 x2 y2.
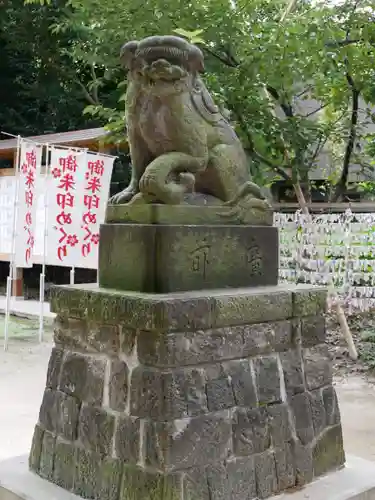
99 224 278 292
29 283 345 500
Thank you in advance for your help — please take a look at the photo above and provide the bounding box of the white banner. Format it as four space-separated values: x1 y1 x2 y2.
14 140 43 267
45 147 114 268
45 147 87 267
0 176 15 255
77 152 115 269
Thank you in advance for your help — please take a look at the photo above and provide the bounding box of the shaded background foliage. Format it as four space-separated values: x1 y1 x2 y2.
3 0 375 200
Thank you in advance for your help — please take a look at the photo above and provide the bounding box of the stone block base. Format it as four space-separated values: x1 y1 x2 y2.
5 456 375 500
29 283 345 500
99 223 278 292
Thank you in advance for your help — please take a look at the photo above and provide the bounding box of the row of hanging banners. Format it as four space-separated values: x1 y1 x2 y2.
1 137 116 349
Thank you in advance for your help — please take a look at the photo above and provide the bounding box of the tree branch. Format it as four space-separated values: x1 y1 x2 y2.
232 105 291 181
331 74 360 201
90 64 99 104
331 1 361 202
325 38 362 48
203 46 238 68
251 150 291 181
266 85 294 118
304 102 330 118
75 78 97 105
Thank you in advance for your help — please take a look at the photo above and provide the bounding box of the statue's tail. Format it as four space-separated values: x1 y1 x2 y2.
217 182 273 224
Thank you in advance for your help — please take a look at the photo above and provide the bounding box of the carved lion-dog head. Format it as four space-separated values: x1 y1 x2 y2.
120 35 204 87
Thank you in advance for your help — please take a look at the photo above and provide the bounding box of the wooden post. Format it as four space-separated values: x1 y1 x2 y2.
11 267 23 297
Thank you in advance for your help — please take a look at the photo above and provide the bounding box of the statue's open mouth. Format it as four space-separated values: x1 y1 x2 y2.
141 59 187 83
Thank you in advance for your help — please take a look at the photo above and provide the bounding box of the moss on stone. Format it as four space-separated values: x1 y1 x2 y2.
293 288 327 317
29 425 44 473
120 466 181 500
312 425 345 477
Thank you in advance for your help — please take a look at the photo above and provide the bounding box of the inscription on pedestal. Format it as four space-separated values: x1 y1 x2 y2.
246 237 263 277
190 242 210 279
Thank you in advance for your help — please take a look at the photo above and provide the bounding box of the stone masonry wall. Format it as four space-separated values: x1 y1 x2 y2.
29 284 345 500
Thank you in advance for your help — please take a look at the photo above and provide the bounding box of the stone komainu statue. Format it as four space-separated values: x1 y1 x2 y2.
110 35 271 221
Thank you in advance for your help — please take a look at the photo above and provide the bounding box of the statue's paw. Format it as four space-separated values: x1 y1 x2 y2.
139 173 157 194
127 192 149 205
109 189 137 205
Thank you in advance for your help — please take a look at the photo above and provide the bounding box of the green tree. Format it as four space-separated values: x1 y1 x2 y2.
25 0 375 200
0 0 109 136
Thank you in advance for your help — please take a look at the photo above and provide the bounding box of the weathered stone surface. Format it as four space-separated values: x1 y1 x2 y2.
39 390 80 440
99 224 278 293
87 323 121 353
242 321 293 355
275 443 295 491
184 467 210 500
233 408 270 456
53 440 75 490
255 451 278 499
74 447 97 498
323 386 341 426
114 416 140 463
206 464 229 500
109 360 129 412
78 405 115 457
213 290 292 328
292 287 327 317
39 431 56 481
74 449 123 500
291 392 314 445
226 457 257 500
106 203 273 227
267 404 293 449
309 389 326 436
58 393 80 441
130 366 163 418
292 440 314 486
46 347 64 389
50 285 157 330
145 414 232 471
225 359 257 407
54 316 120 355
163 368 207 418
120 327 137 356
50 284 321 331
279 349 305 396
120 466 181 500
206 377 235 411
183 368 208 417
54 316 88 350
34 282 342 500
98 457 123 500
304 345 332 390
38 389 58 433
312 425 345 477
254 355 281 404
300 316 326 347
131 366 207 420
55 317 119 354
137 327 244 367
59 352 105 406
160 296 216 332
137 321 293 369
29 425 44 472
